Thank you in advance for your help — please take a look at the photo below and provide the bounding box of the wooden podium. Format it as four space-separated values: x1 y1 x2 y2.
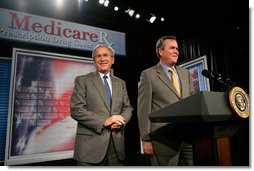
149 91 245 166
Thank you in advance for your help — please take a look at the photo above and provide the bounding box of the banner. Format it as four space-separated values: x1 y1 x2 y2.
5 48 96 165
0 8 126 56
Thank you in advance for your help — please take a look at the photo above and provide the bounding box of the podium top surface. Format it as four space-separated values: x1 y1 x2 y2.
149 91 234 123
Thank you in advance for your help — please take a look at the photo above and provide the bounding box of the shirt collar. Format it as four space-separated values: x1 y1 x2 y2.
98 71 111 79
159 61 176 73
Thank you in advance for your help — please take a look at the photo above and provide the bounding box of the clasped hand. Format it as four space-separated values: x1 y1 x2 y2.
104 115 125 129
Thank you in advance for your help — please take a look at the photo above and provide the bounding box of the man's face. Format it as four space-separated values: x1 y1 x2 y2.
93 47 115 74
159 39 179 67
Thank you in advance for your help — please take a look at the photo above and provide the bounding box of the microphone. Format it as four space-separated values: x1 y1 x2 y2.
201 69 235 90
201 69 223 83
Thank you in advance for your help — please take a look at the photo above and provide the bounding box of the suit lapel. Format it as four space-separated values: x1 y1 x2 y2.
111 76 119 111
175 66 186 98
91 71 111 111
156 63 181 99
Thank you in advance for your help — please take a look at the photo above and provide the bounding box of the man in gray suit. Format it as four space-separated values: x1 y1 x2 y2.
71 44 132 166
138 36 195 166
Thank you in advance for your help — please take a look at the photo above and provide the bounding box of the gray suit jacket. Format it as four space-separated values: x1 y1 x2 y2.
70 71 132 164
138 63 195 142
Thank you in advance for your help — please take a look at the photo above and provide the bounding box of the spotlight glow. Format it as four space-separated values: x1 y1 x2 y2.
104 0 109 7
147 13 156 23
56 0 64 8
125 8 135 17
114 6 119 11
135 14 140 19
99 0 104 4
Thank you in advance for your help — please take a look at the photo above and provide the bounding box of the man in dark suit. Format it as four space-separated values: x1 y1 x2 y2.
138 36 195 166
71 44 132 166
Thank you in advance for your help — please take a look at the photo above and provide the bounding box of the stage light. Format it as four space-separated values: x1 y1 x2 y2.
99 0 104 4
104 0 109 7
147 13 156 23
135 14 140 19
114 6 119 11
99 0 110 7
55 0 64 8
125 8 135 17
93 1 165 24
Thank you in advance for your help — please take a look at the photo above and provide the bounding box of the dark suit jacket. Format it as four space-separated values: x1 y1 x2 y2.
70 71 132 164
138 63 195 157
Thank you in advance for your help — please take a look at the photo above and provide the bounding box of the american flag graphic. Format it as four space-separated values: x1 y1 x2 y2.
11 54 95 156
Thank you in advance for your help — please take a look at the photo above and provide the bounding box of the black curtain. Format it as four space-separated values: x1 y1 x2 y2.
179 35 249 166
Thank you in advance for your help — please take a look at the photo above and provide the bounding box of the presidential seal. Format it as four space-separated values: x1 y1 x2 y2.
229 86 249 118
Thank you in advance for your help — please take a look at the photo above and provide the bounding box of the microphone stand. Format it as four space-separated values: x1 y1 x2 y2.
202 70 236 92
215 74 236 92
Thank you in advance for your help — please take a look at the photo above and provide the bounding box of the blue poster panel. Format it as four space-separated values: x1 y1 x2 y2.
180 55 210 92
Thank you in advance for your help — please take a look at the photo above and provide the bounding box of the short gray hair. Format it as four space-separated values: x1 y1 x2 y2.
92 44 115 59
155 36 177 58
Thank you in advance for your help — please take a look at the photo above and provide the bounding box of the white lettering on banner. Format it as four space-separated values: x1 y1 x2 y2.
53 37 72 47
0 29 51 43
99 31 113 46
0 8 126 55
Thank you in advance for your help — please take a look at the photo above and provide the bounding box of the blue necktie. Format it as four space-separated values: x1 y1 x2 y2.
103 75 112 108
